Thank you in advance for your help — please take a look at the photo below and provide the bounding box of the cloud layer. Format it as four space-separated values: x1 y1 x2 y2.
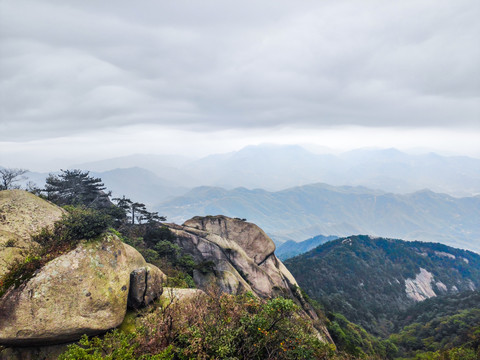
1 0 479 142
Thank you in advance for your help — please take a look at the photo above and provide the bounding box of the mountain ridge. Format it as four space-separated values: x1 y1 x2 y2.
155 183 480 252
66 145 480 196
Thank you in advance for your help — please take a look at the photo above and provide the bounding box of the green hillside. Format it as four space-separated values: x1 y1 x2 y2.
389 291 480 359
284 235 480 336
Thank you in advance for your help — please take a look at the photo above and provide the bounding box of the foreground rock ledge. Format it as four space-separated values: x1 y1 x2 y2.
0 234 165 346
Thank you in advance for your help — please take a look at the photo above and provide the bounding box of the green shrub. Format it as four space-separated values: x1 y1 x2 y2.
0 254 42 297
176 254 196 273
0 206 111 297
138 293 336 359
141 249 160 264
165 272 195 288
59 294 341 360
60 206 113 240
58 331 175 360
154 241 180 258
195 260 215 274
144 226 175 247
33 206 112 248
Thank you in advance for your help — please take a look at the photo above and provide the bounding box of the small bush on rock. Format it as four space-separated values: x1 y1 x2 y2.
34 206 112 247
0 206 112 297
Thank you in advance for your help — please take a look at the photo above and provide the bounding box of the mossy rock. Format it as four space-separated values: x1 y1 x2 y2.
0 234 165 346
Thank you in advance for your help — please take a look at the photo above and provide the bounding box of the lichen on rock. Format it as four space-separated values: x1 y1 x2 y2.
0 233 165 346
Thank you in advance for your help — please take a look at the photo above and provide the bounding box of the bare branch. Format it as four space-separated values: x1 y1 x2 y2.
0 168 28 190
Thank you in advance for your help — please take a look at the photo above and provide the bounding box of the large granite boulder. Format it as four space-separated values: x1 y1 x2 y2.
0 190 65 278
170 216 299 299
128 265 165 309
0 234 165 346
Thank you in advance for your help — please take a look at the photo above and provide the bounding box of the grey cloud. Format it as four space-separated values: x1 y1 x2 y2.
1 0 479 141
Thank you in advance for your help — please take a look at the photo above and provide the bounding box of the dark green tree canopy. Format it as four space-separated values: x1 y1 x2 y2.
45 169 110 207
113 195 166 225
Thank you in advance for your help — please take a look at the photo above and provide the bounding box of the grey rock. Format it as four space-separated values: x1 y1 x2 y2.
128 266 165 309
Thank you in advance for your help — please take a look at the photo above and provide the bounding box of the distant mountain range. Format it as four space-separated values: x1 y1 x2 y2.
276 235 338 260
73 154 196 188
284 235 480 336
91 168 188 207
5 144 480 251
155 183 480 252
71 145 480 197
182 145 480 196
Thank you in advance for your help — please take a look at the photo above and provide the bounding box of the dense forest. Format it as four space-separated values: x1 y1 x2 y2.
285 235 480 335
285 236 480 359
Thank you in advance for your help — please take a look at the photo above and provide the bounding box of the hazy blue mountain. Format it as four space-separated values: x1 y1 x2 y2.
155 183 480 252
73 154 197 187
181 144 338 190
91 167 188 207
284 235 480 335
336 148 480 196
175 145 480 196
276 235 338 260
61 145 480 197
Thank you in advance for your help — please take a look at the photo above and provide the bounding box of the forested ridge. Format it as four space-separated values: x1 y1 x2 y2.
285 236 480 359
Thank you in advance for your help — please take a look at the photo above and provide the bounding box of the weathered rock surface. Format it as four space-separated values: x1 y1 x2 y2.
183 216 276 265
161 287 206 303
0 234 165 346
169 216 297 298
0 190 65 277
128 265 165 309
405 267 437 301
168 216 333 343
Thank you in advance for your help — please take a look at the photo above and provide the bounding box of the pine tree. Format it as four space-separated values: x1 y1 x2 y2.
45 169 110 207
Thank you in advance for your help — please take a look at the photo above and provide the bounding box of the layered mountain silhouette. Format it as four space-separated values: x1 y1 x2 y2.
72 145 480 196
155 184 480 252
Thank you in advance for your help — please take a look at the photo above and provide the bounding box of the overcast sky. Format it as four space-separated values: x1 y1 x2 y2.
1 0 479 170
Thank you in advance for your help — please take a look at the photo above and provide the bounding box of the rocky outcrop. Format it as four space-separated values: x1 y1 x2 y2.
0 190 166 347
167 215 332 343
0 190 65 278
169 216 297 299
0 192 330 346
161 287 206 303
405 267 437 301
